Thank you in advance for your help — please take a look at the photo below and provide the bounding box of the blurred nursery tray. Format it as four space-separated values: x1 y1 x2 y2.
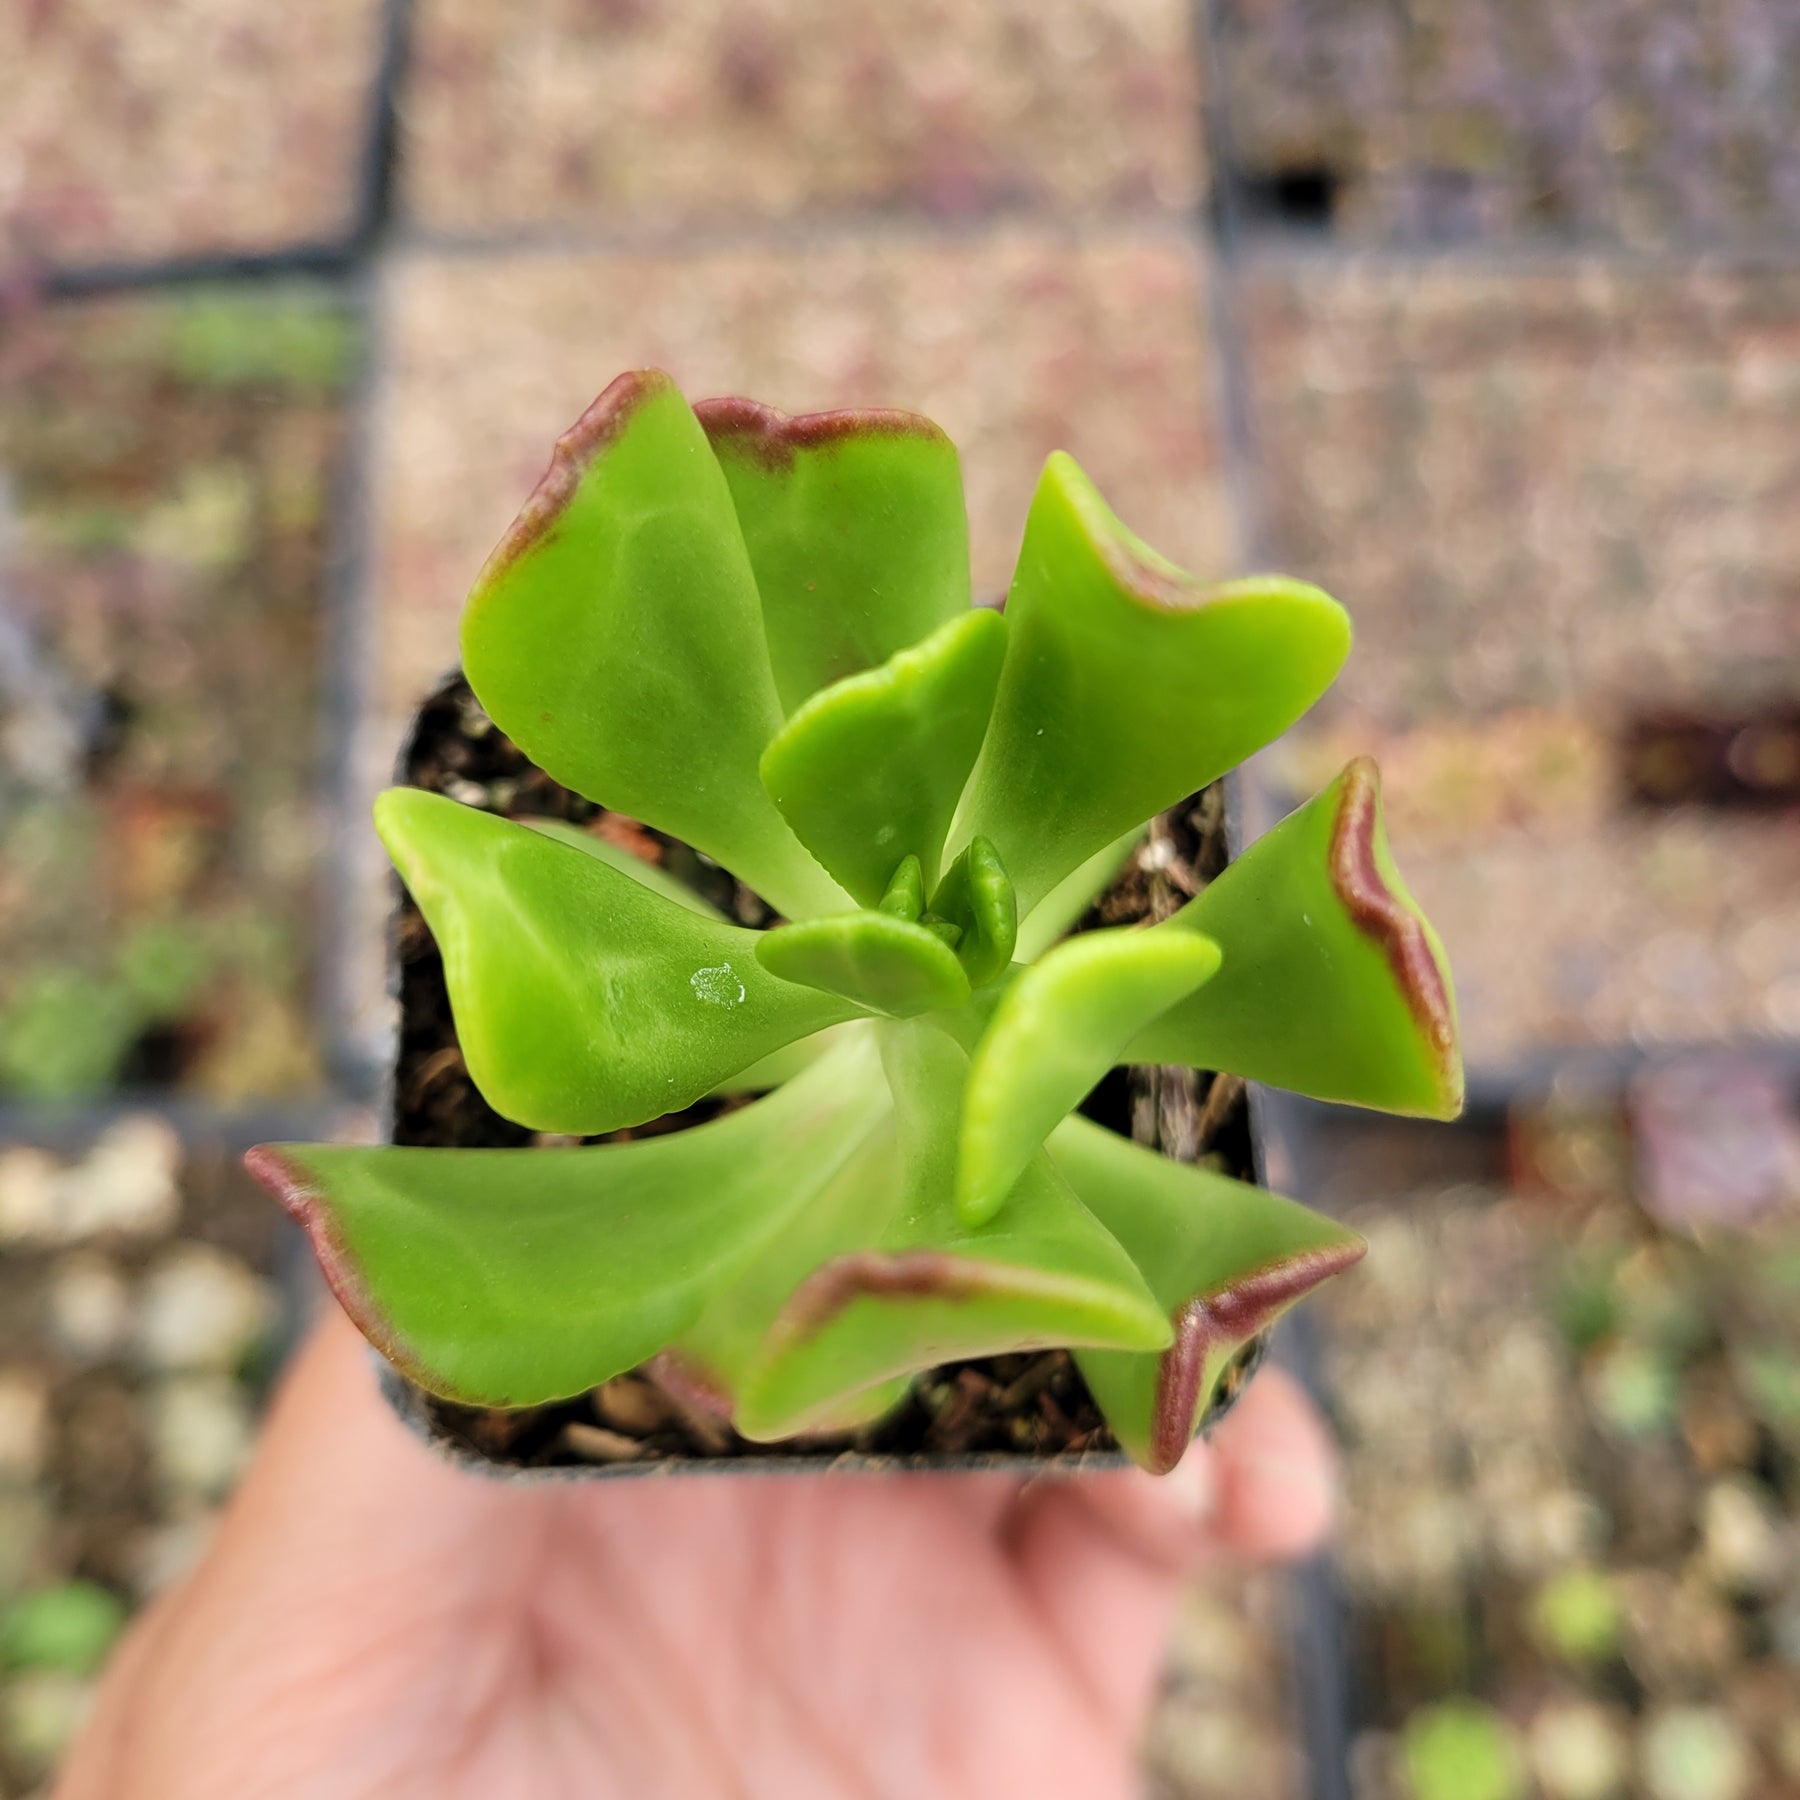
0 285 358 1104
399 0 1202 238
1621 709 1800 811
1269 731 1800 1075
1239 259 1800 730
1241 257 1800 1080
0 1109 318 1790
1213 0 1800 248
1 0 393 281
372 235 1232 729
1146 1567 1312 1800
1300 1095 1800 1800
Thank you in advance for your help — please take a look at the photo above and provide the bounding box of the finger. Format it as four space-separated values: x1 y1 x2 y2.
58 1309 546 1798
1004 1444 1215 1728
1208 1364 1338 1560
1002 1367 1335 1727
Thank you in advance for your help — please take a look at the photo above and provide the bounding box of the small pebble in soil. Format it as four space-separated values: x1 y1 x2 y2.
591 1379 672 1435
1 1669 95 1778
58 1117 181 1241
560 1423 645 1462
148 1376 255 1500
133 1245 273 1373
1640 1706 1753 1800
1527 1700 1628 1800
45 1254 133 1364
1698 1479 1787 1595
0 1150 63 1248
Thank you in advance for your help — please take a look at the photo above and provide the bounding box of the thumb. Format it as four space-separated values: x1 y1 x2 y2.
1002 1368 1336 1726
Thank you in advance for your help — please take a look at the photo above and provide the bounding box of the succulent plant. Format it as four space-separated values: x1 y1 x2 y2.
1401 1700 1527 1800
247 370 1462 1472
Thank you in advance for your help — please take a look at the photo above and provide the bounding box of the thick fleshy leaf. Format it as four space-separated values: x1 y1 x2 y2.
245 1039 891 1408
524 818 720 918
665 1120 915 1434
958 927 1223 1228
460 370 843 919
1049 1116 1365 1473
721 1021 1169 1440
376 787 860 1134
755 910 971 1018
954 452 1351 913
759 608 1007 902
878 854 925 921
929 835 1017 987
708 1022 866 1097
1012 827 1143 964
735 1151 1171 1440
1127 759 1463 1119
696 397 972 712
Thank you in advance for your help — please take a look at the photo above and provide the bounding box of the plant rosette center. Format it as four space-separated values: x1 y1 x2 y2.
249 370 1462 1474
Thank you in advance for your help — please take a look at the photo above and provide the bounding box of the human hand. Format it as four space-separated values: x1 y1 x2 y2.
57 1307 1335 1800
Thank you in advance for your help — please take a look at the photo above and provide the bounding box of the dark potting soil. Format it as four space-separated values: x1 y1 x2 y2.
388 672 1262 1472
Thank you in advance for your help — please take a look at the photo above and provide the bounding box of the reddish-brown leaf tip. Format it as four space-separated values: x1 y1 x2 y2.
1329 757 1461 1089
242 1146 434 1394
1092 532 1211 614
695 394 950 474
645 1349 736 1420
477 368 677 583
776 1248 987 1342
1147 1236 1367 1475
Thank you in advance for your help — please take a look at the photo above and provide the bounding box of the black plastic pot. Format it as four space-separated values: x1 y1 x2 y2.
370 669 1281 1482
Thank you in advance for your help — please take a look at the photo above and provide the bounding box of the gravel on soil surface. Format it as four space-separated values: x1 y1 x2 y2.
0 1119 290 1789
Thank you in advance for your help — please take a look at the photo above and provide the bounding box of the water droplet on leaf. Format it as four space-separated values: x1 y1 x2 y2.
690 963 746 1007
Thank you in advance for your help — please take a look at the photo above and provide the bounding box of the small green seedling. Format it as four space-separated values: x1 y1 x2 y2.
248 371 1462 1472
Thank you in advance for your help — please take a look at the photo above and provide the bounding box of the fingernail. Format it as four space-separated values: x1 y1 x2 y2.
1164 1442 1221 1526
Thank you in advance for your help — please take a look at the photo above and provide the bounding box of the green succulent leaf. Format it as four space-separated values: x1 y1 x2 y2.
759 608 1007 903
1128 758 1464 1119
878 854 925 921
954 452 1351 914
708 1023 864 1097
376 787 860 1134
1012 827 1143 964
245 1039 892 1408
957 927 1224 1229
696 397 972 713
699 1020 1168 1440
1048 1115 1365 1473
755 910 971 1018
929 834 1017 987
460 370 843 919
263 373 1460 1472
523 817 721 918
734 1147 1171 1441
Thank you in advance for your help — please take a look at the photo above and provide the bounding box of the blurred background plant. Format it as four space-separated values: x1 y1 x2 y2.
2 0 1796 1794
